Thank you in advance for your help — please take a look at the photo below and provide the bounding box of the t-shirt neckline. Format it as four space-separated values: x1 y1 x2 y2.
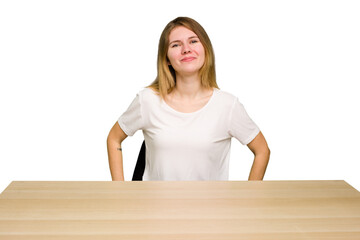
161 88 218 115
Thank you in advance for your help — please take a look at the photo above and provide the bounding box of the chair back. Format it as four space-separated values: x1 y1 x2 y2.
132 140 146 181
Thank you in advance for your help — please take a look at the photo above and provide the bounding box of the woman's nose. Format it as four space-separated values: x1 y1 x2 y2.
182 43 191 54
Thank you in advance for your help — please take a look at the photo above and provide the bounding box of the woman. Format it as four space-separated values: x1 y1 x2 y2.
107 17 270 181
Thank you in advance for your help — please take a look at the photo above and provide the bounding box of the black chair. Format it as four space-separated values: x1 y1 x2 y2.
132 140 146 181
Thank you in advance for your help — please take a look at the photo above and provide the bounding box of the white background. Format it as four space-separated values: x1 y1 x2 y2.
1 0 359 192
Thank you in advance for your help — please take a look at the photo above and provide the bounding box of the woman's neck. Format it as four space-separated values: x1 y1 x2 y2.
172 74 204 100
165 74 214 113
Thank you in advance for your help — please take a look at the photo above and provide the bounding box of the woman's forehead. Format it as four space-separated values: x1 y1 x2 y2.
169 26 198 41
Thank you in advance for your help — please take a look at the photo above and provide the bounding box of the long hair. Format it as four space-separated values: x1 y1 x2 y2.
148 17 218 99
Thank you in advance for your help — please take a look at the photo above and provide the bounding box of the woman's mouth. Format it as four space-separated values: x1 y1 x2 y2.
181 57 196 62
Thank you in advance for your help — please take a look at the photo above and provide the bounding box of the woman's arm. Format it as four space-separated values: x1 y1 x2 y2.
247 131 270 180
107 122 128 181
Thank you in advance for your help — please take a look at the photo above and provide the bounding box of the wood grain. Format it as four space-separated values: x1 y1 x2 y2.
0 181 359 239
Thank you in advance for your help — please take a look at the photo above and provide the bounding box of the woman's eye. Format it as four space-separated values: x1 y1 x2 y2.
190 40 198 44
171 44 179 48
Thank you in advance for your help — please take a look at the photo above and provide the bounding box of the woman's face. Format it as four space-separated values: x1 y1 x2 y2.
167 26 205 77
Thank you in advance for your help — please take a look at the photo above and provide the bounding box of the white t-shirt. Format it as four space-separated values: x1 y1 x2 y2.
118 88 260 181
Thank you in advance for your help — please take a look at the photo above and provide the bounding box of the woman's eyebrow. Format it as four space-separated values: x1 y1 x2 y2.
169 36 199 45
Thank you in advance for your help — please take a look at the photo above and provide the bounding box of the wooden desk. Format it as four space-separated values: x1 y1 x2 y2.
0 181 359 239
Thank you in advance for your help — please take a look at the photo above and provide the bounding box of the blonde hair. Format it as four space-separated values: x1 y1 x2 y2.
148 17 218 99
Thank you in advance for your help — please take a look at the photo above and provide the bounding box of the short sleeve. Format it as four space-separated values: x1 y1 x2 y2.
118 94 144 136
228 98 260 145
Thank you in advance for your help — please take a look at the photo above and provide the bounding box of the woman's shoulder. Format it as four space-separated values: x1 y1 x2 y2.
135 87 162 108
214 88 238 103
137 87 160 99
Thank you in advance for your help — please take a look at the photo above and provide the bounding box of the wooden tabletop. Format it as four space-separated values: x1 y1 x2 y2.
0 180 359 239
